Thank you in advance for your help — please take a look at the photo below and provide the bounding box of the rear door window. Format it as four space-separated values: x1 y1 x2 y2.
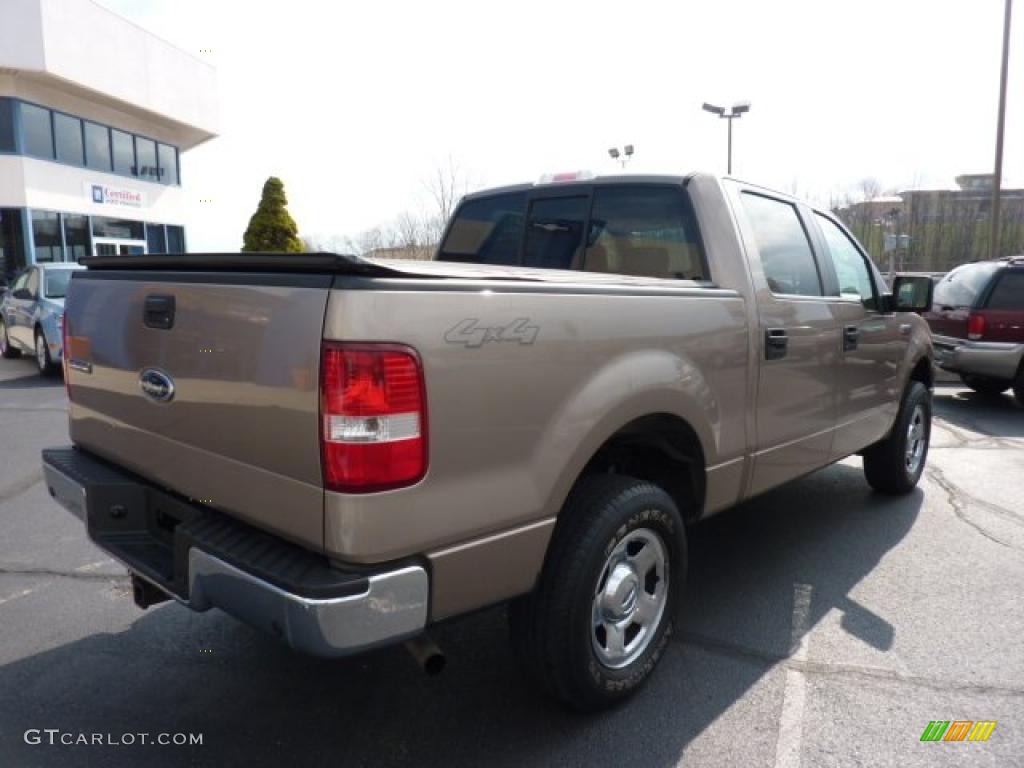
933 263 1000 308
437 192 526 265
522 196 589 270
583 186 707 279
985 270 1024 310
740 193 822 296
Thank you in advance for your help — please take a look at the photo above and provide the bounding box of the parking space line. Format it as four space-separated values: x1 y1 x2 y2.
773 582 813 768
0 587 40 606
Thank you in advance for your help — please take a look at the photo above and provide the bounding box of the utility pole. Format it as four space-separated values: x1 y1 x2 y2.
989 0 1013 260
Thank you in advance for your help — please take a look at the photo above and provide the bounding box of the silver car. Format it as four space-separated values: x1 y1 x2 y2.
0 263 84 375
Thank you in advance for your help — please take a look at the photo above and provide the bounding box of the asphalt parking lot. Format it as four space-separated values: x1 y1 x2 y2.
0 354 1021 768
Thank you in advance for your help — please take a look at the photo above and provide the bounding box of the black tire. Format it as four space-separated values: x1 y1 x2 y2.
863 380 931 494
1014 368 1024 407
960 373 1010 396
509 475 687 711
34 329 56 376
0 318 20 358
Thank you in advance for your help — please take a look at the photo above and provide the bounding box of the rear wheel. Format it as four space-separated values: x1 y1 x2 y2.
960 373 1010 396
509 475 686 711
34 329 55 376
0 318 19 358
863 380 931 494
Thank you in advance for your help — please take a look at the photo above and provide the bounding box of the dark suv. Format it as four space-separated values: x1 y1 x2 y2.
924 256 1024 403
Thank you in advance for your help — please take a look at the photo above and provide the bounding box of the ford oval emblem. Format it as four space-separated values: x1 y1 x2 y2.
139 368 175 403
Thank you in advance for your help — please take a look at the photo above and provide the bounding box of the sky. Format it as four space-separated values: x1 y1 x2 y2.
97 0 1023 252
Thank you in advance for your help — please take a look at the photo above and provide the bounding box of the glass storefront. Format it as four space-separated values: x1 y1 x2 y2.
0 208 186 270
31 210 61 263
63 215 91 261
92 215 145 241
0 209 27 283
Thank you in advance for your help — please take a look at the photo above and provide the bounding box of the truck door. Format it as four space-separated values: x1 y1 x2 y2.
732 189 840 496
811 213 904 460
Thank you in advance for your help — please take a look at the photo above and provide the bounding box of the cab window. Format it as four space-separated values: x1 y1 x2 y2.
583 186 707 280
815 214 877 309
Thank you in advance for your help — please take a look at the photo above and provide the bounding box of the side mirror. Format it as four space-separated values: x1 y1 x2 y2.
889 275 933 313
13 288 32 300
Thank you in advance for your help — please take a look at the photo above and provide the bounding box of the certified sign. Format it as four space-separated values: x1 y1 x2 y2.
85 182 145 209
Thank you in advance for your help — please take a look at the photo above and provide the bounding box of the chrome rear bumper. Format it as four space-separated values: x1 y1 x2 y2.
933 334 1024 380
42 447 429 658
185 550 428 657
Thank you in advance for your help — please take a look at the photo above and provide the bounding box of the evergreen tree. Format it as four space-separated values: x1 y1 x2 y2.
241 176 303 252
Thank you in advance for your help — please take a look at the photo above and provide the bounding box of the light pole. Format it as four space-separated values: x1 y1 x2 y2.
989 0 1013 260
702 101 751 174
608 144 635 168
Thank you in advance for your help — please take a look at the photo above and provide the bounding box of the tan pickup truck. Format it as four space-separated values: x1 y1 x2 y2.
42 173 935 710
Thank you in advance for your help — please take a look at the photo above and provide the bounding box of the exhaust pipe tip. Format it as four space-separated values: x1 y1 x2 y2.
405 634 445 676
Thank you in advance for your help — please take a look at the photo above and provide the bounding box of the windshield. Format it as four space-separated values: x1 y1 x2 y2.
43 269 75 299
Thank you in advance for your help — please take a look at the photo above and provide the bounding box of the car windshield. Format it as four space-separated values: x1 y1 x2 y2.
43 269 75 299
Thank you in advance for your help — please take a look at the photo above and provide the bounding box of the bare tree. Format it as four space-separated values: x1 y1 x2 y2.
424 157 467 227
393 210 425 249
859 177 881 202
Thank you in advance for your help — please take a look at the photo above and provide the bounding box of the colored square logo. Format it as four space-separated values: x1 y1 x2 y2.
91 185 104 203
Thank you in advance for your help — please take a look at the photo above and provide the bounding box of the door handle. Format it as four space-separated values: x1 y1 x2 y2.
843 325 860 352
765 328 788 360
899 323 912 335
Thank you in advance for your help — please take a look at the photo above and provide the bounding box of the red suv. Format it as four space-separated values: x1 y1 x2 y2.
924 256 1024 404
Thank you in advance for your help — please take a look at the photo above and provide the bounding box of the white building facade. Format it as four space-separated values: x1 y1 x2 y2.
0 0 217 281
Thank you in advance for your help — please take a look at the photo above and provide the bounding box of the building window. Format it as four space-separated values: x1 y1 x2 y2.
92 216 144 241
134 137 157 181
31 210 62 263
84 121 112 171
111 129 134 176
0 98 15 152
63 214 91 262
146 223 167 253
166 225 185 253
54 112 84 165
0 209 27 282
158 143 178 185
21 103 54 159
4 100 181 185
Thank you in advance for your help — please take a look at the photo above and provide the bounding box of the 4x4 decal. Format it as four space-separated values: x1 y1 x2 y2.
444 318 539 348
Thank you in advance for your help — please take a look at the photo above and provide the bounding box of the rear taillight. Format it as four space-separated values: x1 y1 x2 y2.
61 312 71 400
320 342 427 493
967 313 986 340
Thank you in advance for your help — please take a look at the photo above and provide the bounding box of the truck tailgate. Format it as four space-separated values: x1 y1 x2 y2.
64 270 331 552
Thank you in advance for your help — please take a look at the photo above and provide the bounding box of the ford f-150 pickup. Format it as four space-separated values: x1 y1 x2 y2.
42 173 935 710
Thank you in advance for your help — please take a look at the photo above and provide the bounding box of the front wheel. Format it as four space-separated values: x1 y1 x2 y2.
0 318 20 358
863 380 931 494
509 475 686 711
35 329 56 376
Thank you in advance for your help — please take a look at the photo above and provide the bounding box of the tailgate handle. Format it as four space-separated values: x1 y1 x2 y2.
144 295 175 330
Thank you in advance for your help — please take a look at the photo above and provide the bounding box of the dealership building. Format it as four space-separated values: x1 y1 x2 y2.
0 0 218 281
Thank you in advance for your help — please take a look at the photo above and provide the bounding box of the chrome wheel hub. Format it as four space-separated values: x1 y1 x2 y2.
36 335 47 370
905 404 927 474
591 526 668 669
